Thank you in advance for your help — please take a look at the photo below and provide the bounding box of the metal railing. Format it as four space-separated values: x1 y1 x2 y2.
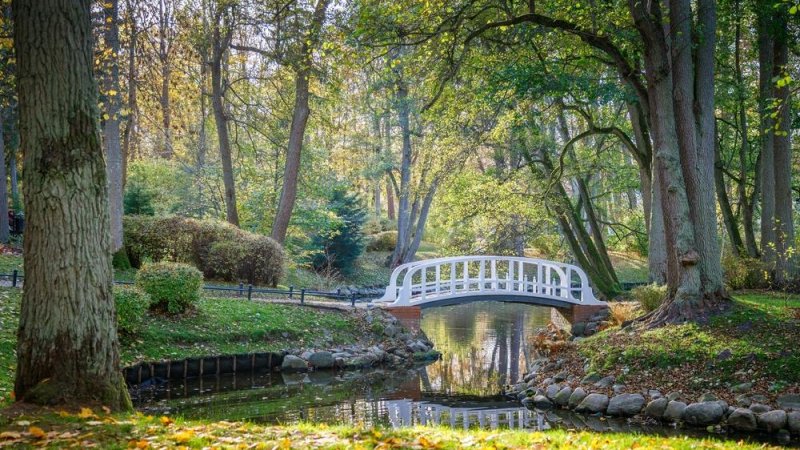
0 270 370 306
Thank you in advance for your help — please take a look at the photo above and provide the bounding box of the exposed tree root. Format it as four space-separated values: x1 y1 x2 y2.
632 289 732 329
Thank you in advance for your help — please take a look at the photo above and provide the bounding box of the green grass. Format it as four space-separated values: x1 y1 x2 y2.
580 292 800 388
0 254 22 275
121 298 360 364
0 410 781 449
0 288 366 408
609 251 648 284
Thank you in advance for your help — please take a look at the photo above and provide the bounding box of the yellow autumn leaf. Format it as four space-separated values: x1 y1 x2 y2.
28 426 46 439
171 430 194 443
160 416 174 425
78 407 95 418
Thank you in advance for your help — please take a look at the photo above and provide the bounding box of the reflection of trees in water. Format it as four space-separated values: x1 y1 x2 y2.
421 303 550 396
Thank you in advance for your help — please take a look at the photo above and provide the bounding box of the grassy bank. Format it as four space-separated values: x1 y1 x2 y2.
0 409 780 449
0 287 370 408
578 292 800 402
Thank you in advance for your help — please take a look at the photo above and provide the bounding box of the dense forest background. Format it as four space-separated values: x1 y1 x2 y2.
0 0 797 299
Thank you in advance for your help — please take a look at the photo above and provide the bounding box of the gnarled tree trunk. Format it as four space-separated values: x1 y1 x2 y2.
13 0 130 410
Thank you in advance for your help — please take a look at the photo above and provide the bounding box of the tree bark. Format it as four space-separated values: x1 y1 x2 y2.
757 9 776 270
715 128 744 256
0 112 9 243
121 0 139 186
157 0 172 159
103 0 124 252
13 0 130 410
271 0 330 243
210 7 238 226
771 16 794 284
733 2 759 258
389 68 413 268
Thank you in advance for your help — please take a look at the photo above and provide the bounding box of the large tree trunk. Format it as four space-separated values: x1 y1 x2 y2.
757 9 776 271
121 0 139 187
13 0 130 410
715 129 744 256
103 0 124 252
271 0 330 243
0 112 9 243
210 13 238 226
771 18 794 284
389 66 413 268
732 3 759 258
629 0 721 325
157 0 172 159
271 70 310 243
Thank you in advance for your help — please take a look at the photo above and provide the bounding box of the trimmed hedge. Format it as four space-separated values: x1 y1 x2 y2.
123 215 284 287
136 262 203 314
114 285 150 333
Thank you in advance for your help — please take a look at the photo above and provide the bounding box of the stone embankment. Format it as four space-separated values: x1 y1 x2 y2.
508 327 799 443
125 307 439 386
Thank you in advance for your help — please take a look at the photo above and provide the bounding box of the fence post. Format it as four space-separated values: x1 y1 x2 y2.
11 270 17 288
288 286 294 299
350 292 356 307
247 284 253 301
300 289 305 305
336 288 341 296
238 282 244 298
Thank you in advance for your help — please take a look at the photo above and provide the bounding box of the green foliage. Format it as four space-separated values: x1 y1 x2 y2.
629 283 666 313
722 253 769 290
112 249 132 271
135 262 203 314
307 188 367 277
123 182 155 216
123 215 284 286
366 230 397 251
114 285 150 333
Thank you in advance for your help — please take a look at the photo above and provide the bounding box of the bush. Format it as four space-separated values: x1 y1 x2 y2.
114 286 150 333
630 283 667 313
722 253 769 290
308 188 367 277
206 234 283 286
123 215 284 286
608 301 641 325
124 182 156 216
136 262 203 314
366 231 398 252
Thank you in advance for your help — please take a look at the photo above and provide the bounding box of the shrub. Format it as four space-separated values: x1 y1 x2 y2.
366 230 398 252
308 188 367 277
123 182 155 215
114 286 150 333
608 301 641 325
722 253 769 290
630 283 667 313
135 262 203 314
123 215 284 286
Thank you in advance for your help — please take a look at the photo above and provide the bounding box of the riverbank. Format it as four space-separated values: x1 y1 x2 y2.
0 407 782 449
0 287 436 407
509 291 800 442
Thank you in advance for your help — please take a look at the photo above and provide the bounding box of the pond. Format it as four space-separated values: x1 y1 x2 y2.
131 302 790 444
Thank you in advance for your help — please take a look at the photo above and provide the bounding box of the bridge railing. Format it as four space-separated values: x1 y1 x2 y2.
375 256 599 306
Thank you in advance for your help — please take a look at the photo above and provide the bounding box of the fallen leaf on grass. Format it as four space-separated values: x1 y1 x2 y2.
27 426 46 439
0 431 21 440
160 416 174 426
78 407 97 419
171 430 194 443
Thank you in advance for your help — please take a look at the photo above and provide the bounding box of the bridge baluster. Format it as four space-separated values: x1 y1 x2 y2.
435 264 441 295
450 263 456 294
490 259 497 290
478 260 485 291
421 267 426 300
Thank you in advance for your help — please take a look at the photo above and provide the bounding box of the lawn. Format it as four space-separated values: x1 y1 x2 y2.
578 292 800 401
0 409 781 449
0 287 368 408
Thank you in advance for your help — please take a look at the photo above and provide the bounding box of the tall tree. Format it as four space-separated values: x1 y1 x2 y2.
13 0 130 409
102 0 124 252
209 0 239 225
271 0 331 243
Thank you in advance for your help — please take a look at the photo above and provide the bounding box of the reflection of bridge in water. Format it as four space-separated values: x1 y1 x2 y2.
384 398 545 430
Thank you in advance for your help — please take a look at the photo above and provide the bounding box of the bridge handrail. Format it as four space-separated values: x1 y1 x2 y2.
375 255 599 306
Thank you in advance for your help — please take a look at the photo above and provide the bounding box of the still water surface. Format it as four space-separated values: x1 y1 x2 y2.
133 302 790 444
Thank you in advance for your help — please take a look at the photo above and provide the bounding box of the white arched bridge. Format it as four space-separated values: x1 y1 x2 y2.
371 255 604 309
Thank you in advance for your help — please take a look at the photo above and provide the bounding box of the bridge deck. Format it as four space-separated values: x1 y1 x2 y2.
371 256 603 308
